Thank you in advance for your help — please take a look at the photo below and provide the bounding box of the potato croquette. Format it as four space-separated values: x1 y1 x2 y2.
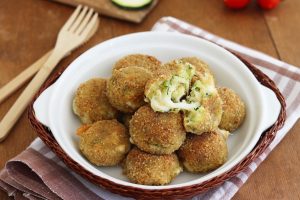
158 57 213 79
129 105 186 155
180 57 214 77
144 60 197 113
184 93 223 135
183 72 222 135
113 54 161 73
73 78 118 124
77 120 131 166
177 131 228 173
201 93 223 129
107 66 152 113
157 59 190 76
218 87 246 132
123 148 182 185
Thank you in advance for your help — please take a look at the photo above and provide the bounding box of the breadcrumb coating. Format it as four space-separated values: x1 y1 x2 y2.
77 120 131 166
123 147 182 185
129 105 186 155
218 87 246 132
73 78 118 124
180 57 214 78
113 54 161 73
107 66 152 113
177 131 228 173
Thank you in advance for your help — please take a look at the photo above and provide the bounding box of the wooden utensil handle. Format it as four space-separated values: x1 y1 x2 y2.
0 50 52 104
0 52 62 141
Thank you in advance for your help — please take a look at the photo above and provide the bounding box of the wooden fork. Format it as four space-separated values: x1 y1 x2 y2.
0 5 99 141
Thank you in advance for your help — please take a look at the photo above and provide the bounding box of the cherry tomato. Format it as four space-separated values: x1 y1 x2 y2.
258 0 281 9
224 0 251 9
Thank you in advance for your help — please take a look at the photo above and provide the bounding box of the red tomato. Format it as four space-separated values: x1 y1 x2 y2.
258 0 281 9
224 0 251 9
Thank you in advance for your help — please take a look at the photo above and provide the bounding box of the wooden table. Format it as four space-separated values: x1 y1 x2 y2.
0 0 299 199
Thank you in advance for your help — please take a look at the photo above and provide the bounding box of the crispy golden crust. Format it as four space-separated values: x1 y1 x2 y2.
184 109 215 134
129 105 186 155
180 57 213 76
184 93 223 135
76 124 92 135
106 67 152 113
78 120 131 166
159 57 215 82
202 93 223 128
183 75 223 135
113 54 161 73
73 78 118 124
218 87 246 132
177 131 228 173
156 60 182 75
123 147 182 185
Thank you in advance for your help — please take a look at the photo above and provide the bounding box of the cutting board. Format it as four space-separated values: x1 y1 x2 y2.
51 0 158 23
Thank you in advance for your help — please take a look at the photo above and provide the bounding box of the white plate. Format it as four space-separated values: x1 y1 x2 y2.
33 32 281 190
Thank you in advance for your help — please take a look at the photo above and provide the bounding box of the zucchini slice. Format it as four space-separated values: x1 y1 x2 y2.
111 0 153 9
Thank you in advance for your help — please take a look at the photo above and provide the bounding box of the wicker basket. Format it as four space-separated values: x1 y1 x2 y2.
28 51 286 200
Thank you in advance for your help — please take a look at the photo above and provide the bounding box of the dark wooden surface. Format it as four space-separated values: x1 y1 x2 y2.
0 0 299 199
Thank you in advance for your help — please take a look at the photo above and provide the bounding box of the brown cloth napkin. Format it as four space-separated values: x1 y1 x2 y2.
1 17 300 200
0 147 102 200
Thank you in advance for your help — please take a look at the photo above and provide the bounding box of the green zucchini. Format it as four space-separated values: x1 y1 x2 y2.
111 0 153 9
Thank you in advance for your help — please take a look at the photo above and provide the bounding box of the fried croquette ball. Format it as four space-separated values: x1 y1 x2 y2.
77 120 131 166
183 75 223 135
123 148 182 185
113 54 161 73
218 87 246 132
145 60 199 112
107 66 152 113
156 58 195 76
177 131 228 173
180 57 214 77
202 93 223 126
129 105 186 155
73 78 118 124
145 58 222 135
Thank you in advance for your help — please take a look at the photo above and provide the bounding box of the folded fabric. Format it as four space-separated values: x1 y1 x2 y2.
1 17 300 200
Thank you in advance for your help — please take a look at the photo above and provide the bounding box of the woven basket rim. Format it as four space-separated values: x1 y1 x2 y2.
28 50 286 199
